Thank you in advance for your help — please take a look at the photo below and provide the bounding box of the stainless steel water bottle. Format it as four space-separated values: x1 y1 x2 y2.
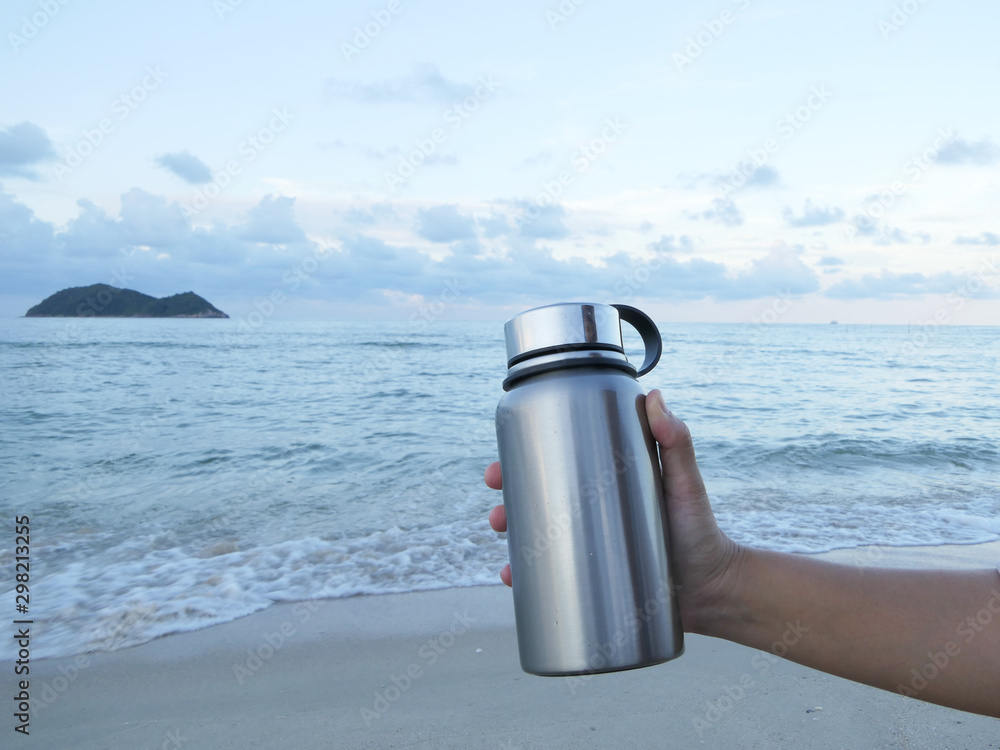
495 302 683 676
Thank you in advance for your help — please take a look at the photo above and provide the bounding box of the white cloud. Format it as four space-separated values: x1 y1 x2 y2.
234 195 307 245
155 151 212 184
325 63 475 104
955 232 999 246
782 200 845 227
416 205 476 243
515 202 570 239
935 136 1000 166
0 122 55 179
2 187 831 309
688 197 743 227
825 270 971 300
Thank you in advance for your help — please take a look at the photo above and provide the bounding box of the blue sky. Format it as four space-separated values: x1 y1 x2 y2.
1 0 998 323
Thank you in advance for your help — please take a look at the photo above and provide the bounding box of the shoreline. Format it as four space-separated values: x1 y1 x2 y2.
7 539 1000 748
18 538 1000 662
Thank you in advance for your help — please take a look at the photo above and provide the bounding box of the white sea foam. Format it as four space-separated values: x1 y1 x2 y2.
938 512 1000 536
5 498 999 661
0 523 508 661
719 505 1000 554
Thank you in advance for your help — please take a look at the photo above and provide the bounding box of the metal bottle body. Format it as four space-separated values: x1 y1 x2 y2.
496 365 684 676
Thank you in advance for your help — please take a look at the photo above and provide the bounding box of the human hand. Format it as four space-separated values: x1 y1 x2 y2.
484 463 512 587
485 389 744 633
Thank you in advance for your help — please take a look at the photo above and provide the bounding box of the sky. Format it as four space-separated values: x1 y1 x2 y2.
1 0 999 324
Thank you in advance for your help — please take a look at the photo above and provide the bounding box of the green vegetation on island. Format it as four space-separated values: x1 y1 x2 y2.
25 284 229 318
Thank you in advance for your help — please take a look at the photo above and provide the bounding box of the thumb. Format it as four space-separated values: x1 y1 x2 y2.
645 391 741 633
645 389 709 505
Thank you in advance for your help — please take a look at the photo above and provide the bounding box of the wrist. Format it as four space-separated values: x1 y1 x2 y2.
682 538 755 637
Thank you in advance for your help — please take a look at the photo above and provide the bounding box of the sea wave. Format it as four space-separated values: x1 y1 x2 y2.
0 523 509 661
3 495 999 660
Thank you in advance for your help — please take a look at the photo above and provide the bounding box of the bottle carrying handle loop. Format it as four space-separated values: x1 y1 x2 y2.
612 304 662 377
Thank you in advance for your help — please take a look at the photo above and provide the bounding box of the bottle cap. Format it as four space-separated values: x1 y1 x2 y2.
503 302 624 367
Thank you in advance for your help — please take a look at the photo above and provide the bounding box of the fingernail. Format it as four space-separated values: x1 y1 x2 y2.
652 389 670 418
660 392 674 418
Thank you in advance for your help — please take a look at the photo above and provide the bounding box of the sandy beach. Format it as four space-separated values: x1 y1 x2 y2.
14 541 1000 749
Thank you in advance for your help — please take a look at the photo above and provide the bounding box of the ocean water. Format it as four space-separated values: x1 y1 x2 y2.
1 318 998 659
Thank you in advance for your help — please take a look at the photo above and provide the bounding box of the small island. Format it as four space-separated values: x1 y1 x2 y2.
25 284 229 318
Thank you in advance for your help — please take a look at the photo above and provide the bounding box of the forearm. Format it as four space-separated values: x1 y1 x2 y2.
696 547 1000 717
